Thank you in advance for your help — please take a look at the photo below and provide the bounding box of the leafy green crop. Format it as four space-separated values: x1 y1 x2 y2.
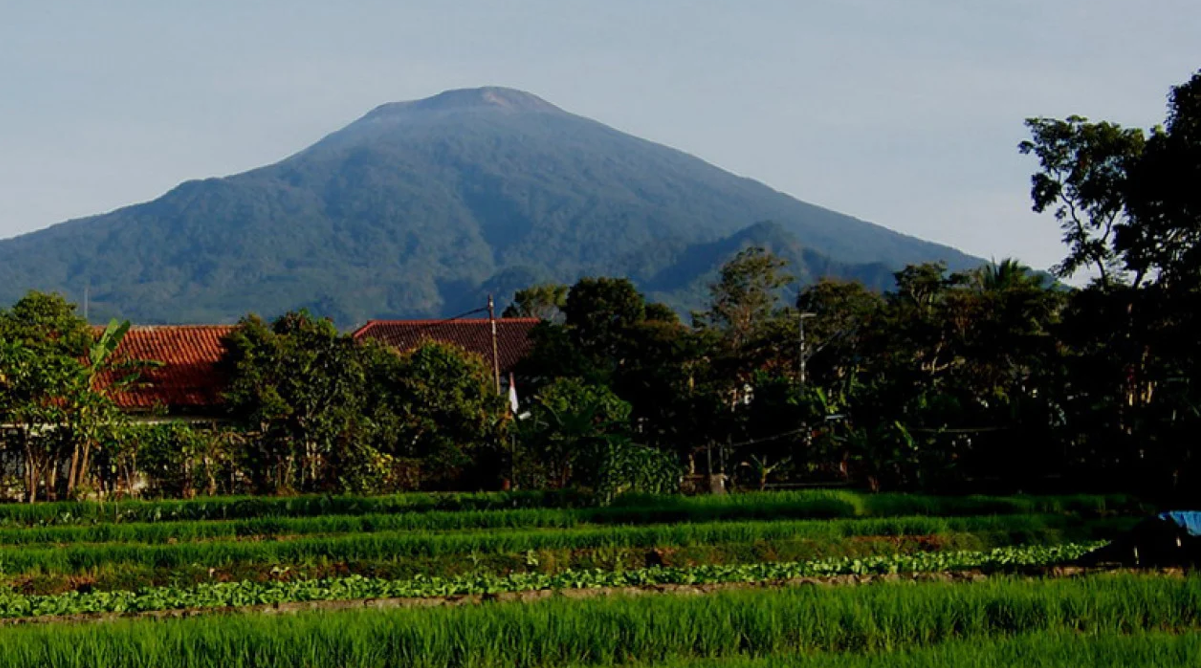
0 543 1100 619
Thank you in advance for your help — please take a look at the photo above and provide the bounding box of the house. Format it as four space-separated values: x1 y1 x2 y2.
352 318 540 378
99 325 235 420
98 318 541 414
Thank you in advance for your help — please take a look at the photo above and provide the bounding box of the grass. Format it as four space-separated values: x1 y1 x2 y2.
587 631 1201 668
0 490 1148 527
0 490 588 527
0 574 1192 667
0 506 1133 547
0 514 1132 579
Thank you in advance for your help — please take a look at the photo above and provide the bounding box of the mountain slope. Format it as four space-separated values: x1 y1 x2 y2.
0 87 981 326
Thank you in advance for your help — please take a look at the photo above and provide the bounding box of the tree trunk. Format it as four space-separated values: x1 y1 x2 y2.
23 444 37 503
66 445 81 496
203 454 217 497
45 460 58 501
75 440 94 497
125 464 137 499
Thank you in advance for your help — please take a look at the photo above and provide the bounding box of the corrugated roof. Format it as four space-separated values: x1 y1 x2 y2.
352 318 540 374
98 325 234 411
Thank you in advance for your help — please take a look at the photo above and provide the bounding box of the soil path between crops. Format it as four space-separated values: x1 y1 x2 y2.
0 566 1182 628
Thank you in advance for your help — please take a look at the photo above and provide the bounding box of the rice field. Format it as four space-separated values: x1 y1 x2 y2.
0 490 1185 667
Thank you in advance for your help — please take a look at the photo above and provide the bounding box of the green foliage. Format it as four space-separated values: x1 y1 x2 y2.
0 505 1133 549
1019 70 1201 495
694 246 794 347
0 293 136 501
220 313 509 494
134 423 235 499
602 632 1201 668
1019 116 1145 284
0 574 1192 667
0 543 1100 620
0 513 1129 579
372 341 508 488
221 311 367 493
502 283 567 321
0 489 1145 527
517 378 679 500
1122 71 1201 290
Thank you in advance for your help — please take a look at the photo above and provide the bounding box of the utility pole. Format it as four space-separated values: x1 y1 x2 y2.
488 294 501 394
798 312 816 386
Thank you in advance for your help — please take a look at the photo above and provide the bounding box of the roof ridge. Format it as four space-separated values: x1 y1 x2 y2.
127 324 237 329
90 324 236 330
359 317 540 325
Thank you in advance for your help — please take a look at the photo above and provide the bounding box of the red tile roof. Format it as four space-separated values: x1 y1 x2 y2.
92 318 541 413
352 318 540 374
98 326 234 411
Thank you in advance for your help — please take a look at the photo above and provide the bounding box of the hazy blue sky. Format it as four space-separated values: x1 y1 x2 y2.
1 1 1198 270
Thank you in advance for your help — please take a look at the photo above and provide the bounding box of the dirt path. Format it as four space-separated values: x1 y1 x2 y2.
0 565 1184 628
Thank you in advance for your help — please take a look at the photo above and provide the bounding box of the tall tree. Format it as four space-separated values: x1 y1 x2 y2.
694 247 794 349
1019 116 1145 285
795 279 883 385
503 283 568 322
0 293 134 501
365 341 508 490
221 311 367 493
1120 71 1201 291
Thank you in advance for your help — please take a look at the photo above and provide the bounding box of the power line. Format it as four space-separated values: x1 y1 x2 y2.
723 426 811 449
390 306 489 337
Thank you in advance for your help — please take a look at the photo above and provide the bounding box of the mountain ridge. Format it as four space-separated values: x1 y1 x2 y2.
0 86 983 326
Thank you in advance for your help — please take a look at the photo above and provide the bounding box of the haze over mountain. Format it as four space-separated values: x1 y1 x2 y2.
0 87 982 326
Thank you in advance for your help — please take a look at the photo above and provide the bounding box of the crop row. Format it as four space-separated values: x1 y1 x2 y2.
0 515 1130 577
0 508 1131 548
0 543 1101 619
612 631 1201 668
0 574 1193 667
0 490 1147 526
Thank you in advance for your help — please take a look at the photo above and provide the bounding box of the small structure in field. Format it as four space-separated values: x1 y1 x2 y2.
1078 511 1201 567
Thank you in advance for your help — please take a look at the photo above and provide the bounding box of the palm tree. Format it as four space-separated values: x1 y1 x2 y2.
974 258 1041 292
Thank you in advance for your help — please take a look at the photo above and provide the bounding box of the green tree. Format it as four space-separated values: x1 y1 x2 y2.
365 341 508 491
1120 71 1201 291
503 283 568 322
134 422 235 499
517 378 677 502
561 277 648 367
1019 116 1145 284
0 338 76 501
795 279 883 385
1022 71 1201 495
0 293 134 501
221 311 366 493
694 247 794 349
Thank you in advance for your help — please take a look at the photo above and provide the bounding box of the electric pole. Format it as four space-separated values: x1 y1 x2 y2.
798 312 816 386
488 294 501 394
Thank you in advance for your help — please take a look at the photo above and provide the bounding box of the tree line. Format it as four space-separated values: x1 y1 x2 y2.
0 70 1198 502
511 70 1201 500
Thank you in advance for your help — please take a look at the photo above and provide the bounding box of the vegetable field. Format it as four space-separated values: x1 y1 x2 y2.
0 490 1189 667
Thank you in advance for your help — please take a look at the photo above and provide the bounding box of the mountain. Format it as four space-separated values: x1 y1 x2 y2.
0 87 982 326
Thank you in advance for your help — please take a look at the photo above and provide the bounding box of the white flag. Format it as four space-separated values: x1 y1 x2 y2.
508 373 519 414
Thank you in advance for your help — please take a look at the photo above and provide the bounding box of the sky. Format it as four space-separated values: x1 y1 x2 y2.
1 1 1199 272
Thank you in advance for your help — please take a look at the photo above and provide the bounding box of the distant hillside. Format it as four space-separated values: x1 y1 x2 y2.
0 87 982 326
